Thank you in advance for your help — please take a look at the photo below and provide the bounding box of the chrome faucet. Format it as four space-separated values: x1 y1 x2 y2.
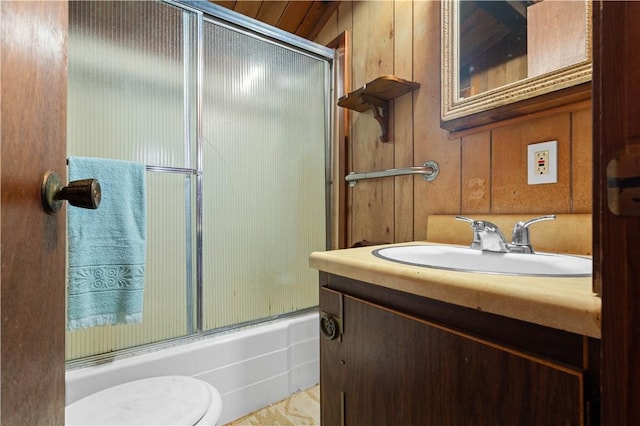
455 215 556 254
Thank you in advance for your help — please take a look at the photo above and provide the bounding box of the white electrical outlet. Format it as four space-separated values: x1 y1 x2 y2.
528 141 557 185
535 150 549 174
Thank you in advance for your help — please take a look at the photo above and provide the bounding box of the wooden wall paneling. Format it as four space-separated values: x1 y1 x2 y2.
413 0 461 241
350 1 394 87
315 7 338 45
349 1 395 245
337 1 352 41
317 1 592 247
393 0 415 243
255 1 287 27
571 108 592 213
294 1 340 40
491 113 572 214
277 1 314 34
393 0 413 75
350 129 395 244
394 92 415 242
213 0 342 39
213 1 236 11
461 131 491 214
233 2 262 19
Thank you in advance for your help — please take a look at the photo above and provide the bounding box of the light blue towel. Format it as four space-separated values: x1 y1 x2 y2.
67 157 146 331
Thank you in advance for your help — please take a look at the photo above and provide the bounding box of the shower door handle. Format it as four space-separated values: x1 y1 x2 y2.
41 170 101 214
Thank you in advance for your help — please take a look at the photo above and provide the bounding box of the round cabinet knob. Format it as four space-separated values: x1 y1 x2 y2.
41 171 101 214
320 313 340 340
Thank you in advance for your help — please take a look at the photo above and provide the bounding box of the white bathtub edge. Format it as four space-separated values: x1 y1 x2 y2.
66 311 320 424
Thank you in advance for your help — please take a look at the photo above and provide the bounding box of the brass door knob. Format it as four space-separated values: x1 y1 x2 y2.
41 170 101 214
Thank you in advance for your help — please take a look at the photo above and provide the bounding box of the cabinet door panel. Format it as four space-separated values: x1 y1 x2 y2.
337 295 583 426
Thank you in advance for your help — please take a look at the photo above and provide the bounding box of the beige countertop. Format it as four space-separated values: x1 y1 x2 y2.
309 242 601 339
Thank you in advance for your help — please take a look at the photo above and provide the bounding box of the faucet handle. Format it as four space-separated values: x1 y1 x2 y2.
455 215 474 224
518 214 556 229
511 214 556 253
456 216 502 234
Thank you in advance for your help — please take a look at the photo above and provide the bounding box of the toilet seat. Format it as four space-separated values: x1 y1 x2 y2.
65 376 222 426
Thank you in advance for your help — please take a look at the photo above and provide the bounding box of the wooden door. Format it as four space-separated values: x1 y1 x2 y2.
594 2 640 425
1 1 68 424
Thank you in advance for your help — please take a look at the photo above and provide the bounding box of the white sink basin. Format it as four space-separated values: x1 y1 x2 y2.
372 245 592 277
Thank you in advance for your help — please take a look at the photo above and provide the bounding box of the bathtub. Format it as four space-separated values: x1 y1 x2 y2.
66 311 320 425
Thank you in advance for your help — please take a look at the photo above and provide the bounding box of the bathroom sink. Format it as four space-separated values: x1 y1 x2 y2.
372 245 592 277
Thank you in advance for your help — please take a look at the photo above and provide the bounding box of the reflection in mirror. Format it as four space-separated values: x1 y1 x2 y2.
458 1 528 98
442 0 591 130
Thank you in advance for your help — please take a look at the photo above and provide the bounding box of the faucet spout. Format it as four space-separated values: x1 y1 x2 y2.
474 221 509 253
456 216 509 253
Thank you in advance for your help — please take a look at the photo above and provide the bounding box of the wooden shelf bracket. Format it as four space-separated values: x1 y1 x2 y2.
360 94 389 142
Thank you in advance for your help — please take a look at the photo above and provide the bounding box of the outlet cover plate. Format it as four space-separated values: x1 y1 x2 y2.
528 140 557 185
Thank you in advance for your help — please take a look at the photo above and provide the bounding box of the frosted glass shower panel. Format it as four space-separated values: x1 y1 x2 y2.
201 21 328 330
66 0 198 361
66 172 195 360
68 1 197 168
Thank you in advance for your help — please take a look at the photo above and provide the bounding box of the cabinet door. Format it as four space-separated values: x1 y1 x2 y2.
322 292 584 425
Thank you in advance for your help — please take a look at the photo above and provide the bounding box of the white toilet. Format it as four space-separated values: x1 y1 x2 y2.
65 376 223 426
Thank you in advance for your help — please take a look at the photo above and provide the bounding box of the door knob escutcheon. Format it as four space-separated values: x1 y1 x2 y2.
41 171 101 214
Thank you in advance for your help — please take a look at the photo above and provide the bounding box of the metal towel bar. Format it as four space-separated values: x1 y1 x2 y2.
345 160 439 187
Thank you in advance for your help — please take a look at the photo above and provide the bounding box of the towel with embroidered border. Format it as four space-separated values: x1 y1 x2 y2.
66 156 146 331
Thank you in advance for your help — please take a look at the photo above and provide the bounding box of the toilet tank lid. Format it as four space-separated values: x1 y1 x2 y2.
65 376 214 426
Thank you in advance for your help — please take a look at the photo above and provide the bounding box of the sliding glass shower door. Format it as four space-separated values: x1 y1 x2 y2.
200 18 328 331
66 0 198 361
65 0 331 362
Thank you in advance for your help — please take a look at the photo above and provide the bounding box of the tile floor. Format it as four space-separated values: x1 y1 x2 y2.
225 385 320 425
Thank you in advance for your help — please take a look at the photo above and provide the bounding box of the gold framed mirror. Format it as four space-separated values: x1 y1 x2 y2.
441 0 592 132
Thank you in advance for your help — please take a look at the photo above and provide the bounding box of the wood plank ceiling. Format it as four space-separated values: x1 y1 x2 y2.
209 1 340 40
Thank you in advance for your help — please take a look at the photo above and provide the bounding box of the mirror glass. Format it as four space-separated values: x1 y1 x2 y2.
441 0 591 127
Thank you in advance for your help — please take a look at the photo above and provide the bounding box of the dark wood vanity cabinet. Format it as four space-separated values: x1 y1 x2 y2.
319 273 600 426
